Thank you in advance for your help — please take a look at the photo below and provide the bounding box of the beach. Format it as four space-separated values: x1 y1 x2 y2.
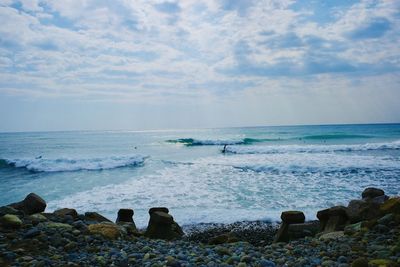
0 188 399 266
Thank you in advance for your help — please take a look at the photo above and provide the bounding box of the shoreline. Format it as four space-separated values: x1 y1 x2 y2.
0 188 399 266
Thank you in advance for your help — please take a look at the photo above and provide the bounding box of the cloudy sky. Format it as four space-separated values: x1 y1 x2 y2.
0 0 399 131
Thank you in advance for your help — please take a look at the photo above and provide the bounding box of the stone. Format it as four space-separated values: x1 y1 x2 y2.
368 259 397 267
344 222 363 235
319 231 345 241
43 222 73 230
281 211 305 224
9 193 46 215
149 207 169 214
380 197 400 215
84 212 112 223
209 233 238 245
54 208 78 219
29 213 48 224
88 223 121 239
145 209 183 240
369 195 389 204
347 200 381 223
351 257 368 267
116 209 134 223
287 221 320 239
23 227 41 238
274 211 306 243
318 206 348 233
0 205 22 216
362 188 384 199
0 214 23 228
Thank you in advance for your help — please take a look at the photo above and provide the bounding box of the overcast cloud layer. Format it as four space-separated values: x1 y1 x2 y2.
0 0 399 131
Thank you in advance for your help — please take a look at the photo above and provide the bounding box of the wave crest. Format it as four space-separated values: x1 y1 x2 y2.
226 140 400 154
0 155 146 172
166 137 277 146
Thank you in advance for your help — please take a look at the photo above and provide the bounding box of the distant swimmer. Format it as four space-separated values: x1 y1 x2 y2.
222 144 227 153
36 155 42 159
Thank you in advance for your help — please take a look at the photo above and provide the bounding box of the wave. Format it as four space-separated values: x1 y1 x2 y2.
0 155 146 172
301 134 373 140
226 140 400 154
166 137 279 146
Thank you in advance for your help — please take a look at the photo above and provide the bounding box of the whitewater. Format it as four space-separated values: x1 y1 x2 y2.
0 124 399 228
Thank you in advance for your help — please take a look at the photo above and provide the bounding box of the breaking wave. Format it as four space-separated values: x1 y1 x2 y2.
0 155 146 172
226 140 400 154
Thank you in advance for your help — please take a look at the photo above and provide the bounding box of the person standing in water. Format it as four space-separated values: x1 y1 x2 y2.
222 144 227 153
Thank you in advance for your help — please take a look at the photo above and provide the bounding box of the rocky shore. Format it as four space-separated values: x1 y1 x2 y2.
0 188 399 267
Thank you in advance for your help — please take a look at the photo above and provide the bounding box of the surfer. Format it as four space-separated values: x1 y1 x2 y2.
222 144 227 153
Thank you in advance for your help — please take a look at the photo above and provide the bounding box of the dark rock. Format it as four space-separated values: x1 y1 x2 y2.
54 208 78 219
145 210 183 240
0 206 23 216
274 211 306 242
380 197 400 215
351 258 368 267
317 208 331 230
9 193 46 215
84 212 112 223
362 188 384 199
317 206 348 233
287 220 320 239
23 227 41 238
116 209 134 223
369 195 389 204
281 211 305 224
149 207 169 214
208 233 238 245
347 199 382 223
0 214 23 229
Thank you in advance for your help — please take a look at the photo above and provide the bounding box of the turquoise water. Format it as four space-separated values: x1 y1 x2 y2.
0 124 400 227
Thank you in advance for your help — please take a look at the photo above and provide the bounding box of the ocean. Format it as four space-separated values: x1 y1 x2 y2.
0 123 399 228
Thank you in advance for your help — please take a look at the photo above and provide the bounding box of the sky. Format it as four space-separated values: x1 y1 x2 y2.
0 0 399 132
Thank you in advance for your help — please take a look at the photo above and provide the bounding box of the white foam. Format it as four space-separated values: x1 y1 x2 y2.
4 155 146 172
47 152 400 227
226 140 400 154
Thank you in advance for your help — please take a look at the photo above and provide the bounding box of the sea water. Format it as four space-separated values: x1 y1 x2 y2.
0 124 399 228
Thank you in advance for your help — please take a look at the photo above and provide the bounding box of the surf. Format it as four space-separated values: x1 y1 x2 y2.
0 155 146 173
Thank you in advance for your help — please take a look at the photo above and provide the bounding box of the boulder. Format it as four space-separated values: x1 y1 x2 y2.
319 231 345 241
0 214 23 229
380 197 400 215
145 209 183 240
346 199 381 223
317 206 348 233
287 220 320 239
88 223 121 239
54 208 78 219
116 209 134 223
361 188 384 199
274 211 305 242
281 211 305 224
0 206 23 216
149 207 169 214
29 213 48 225
84 212 112 223
9 193 46 215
